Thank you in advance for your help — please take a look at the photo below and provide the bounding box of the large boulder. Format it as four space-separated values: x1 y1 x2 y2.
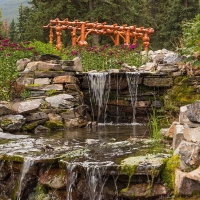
174 140 200 169
175 168 200 196
0 115 26 132
45 94 75 109
11 99 44 114
187 101 200 123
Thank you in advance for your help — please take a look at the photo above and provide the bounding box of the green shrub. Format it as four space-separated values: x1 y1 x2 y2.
181 14 200 55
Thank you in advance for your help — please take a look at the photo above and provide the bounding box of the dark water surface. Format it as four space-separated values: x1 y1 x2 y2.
0 124 171 165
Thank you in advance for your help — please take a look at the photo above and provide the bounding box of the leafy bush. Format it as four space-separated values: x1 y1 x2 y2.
181 14 200 55
0 35 143 101
64 44 143 71
0 36 36 100
28 40 64 58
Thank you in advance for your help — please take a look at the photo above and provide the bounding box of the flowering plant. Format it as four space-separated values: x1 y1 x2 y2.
0 36 143 100
64 43 142 71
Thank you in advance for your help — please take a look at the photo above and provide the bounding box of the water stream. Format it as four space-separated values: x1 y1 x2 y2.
88 72 110 123
85 165 108 200
0 72 171 199
17 157 35 200
126 72 140 123
88 72 140 124
66 164 78 200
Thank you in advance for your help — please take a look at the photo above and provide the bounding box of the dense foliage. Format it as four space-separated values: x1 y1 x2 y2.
0 36 144 100
0 0 199 101
3 0 200 50
0 37 35 100
181 14 200 55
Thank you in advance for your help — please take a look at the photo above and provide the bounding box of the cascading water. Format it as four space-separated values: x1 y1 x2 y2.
17 157 35 200
66 163 78 200
88 72 140 124
84 165 108 200
126 72 140 123
88 72 110 123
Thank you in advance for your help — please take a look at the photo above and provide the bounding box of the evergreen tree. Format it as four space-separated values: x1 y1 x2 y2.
17 4 30 42
161 0 200 50
0 9 3 36
9 19 16 42
15 0 200 50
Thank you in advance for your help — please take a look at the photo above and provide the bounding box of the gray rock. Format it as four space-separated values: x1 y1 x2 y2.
34 78 51 85
0 104 14 116
26 112 49 122
183 127 200 142
174 140 200 169
163 53 184 65
120 154 168 176
15 77 34 86
0 132 29 139
41 84 64 91
36 62 62 71
143 77 173 87
120 183 167 198
175 168 200 196
179 105 191 125
16 58 30 72
45 94 75 109
172 124 184 151
11 99 44 114
60 60 74 66
143 62 157 71
34 125 50 135
0 115 26 132
73 57 83 72
65 117 88 128
34 71 75 78
187 101 200 123
62 65 76 72
157 64 179 73
59 110 76 120
153 53 165 63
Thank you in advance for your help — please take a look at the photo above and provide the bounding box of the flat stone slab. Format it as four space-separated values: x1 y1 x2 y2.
0 132 29 139
11 99 44 114
143 76 173 87
120 154 169 175
120 183 168 198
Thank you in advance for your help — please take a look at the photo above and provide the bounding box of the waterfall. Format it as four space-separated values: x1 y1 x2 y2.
126 72 140 123
66 163 78 200
84 166 108 200
88 72 140 124
17 157 34 200
88 73 110 123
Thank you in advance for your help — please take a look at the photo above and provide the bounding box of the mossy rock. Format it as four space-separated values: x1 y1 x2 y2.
121 154 167 175
0 154 24 163
161 154 180 190
29 184 48 200
1 118 13 127
22 122 38 131
44 121 64 130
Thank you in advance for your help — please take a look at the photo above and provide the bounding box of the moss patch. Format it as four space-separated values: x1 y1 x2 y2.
29 183 48 200
22 122 38 131
1 118 13 127
45 121 64 130
1 154 24 163
164 76 200 113
120 154 166 193
161 154 180 190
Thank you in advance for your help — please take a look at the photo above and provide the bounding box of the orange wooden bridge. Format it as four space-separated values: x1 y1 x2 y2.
43 18 154 50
